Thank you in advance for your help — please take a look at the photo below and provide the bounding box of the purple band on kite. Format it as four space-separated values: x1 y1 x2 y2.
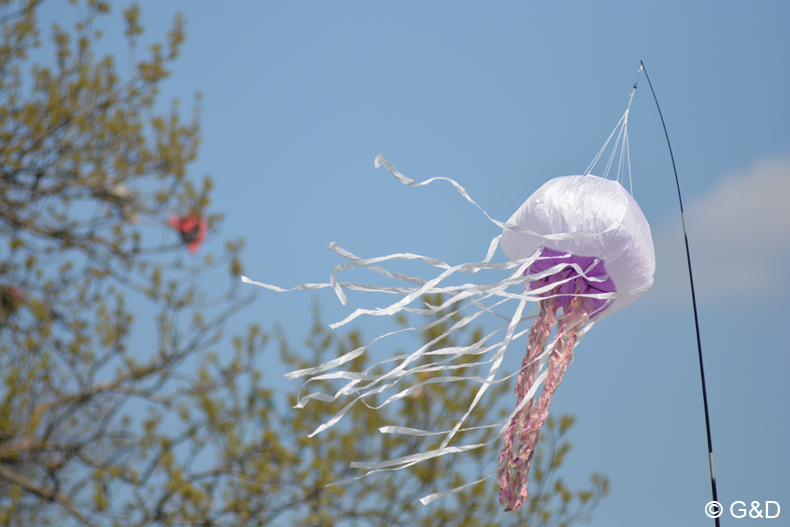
527 247 616 316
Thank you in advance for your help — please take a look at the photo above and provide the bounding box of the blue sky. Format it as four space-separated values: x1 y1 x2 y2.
41 1 789 525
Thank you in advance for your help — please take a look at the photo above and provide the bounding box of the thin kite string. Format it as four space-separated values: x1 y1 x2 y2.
583 112 625 177
585 67 641 195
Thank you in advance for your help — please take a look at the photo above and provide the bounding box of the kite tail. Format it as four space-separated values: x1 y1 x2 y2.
497 296 557 504
498 278 590 512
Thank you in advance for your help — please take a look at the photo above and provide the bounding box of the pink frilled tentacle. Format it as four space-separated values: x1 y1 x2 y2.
497 294 558 507
497 277 592 512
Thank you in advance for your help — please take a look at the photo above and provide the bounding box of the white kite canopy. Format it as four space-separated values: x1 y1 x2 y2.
502 174 655 320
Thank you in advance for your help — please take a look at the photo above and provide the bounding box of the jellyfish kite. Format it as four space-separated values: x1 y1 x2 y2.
496 173 654 510
243 94 655 509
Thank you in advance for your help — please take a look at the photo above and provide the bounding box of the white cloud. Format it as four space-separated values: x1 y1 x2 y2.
650 157 790 301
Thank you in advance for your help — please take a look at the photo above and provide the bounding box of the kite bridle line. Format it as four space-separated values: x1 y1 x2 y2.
582 66 641 193
580 68 644 297
640 61 721 527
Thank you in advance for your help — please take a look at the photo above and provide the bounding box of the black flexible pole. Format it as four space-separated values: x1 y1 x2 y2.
640 61 720 526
